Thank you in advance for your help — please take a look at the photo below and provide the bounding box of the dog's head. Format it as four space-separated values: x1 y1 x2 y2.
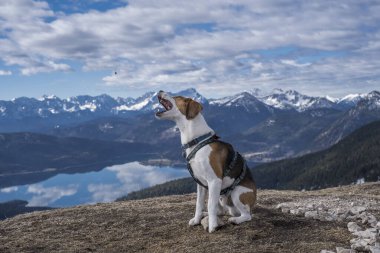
155 90 203 121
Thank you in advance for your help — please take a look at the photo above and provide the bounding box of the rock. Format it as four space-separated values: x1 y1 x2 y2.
350 238 372 251
305 211 318 219
290 209 302 215
351 238 372 252
367 214 378 227
370 244 380 253
201 216 209 230
336 247 356 253
376 222 380 229
353 228 377 240
320 250 335 253
348 222 362 233
200 216 225 230
281 208 290 214
350 206 366 215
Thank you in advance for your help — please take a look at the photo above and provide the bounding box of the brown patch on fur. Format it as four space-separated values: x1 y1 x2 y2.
239 191 256 209
208 142 227 179
173 96 202 119
173 96 187 116
240 169 256 190
239 170 257 209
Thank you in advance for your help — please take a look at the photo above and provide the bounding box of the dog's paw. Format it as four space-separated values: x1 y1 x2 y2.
188 217 201 226
208 217 220 233
208 224 218 233
228 217 239 224
228 215 251 224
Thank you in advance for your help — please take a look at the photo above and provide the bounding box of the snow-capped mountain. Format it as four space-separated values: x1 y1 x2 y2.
336 93 368 110
258 89 336 112
0 87 376 164
0 88 379 124
0 88 207 119
313 91 380 149
209 92 273 113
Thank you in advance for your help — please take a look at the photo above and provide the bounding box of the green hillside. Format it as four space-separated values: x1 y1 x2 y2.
252 120 380 190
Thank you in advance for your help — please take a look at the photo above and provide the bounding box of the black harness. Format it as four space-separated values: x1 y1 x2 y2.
182 132 247 196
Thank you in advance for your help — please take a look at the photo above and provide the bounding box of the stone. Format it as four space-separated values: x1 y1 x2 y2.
348 222 362 233
200 216 225 230
281 208 290 214
351 238 372 252
201 216 209 230
369 245 380 253
320 250 335 253
305 211 318 219
354 228 377 240
290 209 302 215
367 214 378 227
336 247 356 253
349 206 366 215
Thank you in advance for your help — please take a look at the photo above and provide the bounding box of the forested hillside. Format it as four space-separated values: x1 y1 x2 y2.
252 120 380 190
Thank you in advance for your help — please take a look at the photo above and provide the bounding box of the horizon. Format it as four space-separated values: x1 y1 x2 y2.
1 87 379 102
1 1 380 100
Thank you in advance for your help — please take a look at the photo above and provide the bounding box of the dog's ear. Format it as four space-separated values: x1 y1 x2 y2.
186 99 203 120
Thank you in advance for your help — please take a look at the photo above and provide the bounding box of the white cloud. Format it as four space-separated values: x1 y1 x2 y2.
0 186 18 193
87 162 188 203
27 184 78 206
0 70 12 76
0 0 379 95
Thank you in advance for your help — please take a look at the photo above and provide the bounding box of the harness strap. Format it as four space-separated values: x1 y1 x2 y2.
220 156 247 196
185 137 217 189
182 132 214 150
184 134 247 196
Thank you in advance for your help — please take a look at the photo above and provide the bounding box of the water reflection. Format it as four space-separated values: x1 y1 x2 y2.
0 162 188 207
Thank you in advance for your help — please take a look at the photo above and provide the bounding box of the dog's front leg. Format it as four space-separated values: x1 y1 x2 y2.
189 184 206 226
207 179 222 233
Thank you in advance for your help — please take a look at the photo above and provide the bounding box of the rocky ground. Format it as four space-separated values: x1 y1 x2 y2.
0 182 379 253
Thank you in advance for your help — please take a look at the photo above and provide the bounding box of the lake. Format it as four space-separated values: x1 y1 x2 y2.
0 162 188 207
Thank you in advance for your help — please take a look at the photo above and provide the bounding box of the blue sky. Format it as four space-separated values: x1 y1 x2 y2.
0 0 379 100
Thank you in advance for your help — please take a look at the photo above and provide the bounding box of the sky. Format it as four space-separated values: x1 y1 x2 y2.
0 0 379 100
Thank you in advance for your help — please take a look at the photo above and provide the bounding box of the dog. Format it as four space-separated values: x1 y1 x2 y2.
155 90 257 233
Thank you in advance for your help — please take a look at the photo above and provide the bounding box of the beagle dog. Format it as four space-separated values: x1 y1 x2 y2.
155 91 257 233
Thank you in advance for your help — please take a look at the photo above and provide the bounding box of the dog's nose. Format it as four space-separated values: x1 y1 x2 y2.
159 90 164 93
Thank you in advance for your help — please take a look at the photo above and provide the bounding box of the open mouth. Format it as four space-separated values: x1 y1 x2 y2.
156 94 173 116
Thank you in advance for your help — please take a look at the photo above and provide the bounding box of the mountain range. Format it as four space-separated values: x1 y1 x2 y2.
1 88 380 163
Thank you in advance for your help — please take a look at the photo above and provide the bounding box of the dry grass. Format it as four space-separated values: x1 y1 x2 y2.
1 183 379 253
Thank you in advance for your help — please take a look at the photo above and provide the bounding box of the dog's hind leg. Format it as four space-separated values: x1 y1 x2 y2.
228 186 255 224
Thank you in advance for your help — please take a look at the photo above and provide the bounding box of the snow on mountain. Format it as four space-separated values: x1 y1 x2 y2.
357 91 380 110
336 93 368 110
209 92 272 113
259 89 336 112
0 89 379 120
